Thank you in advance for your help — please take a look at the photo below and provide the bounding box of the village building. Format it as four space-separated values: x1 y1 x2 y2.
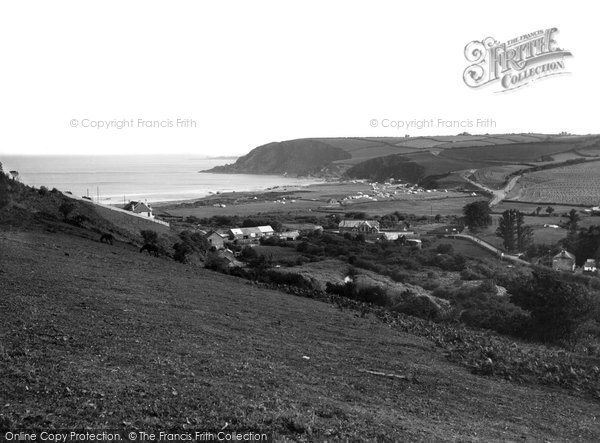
282 223 323 236
583 259 597 273
378 231 419 241
405 238 422 249
123 201 154 218
276 230 300 241
552 250 576 272
228 225 274 242
338 220 380 234
205 231 227 249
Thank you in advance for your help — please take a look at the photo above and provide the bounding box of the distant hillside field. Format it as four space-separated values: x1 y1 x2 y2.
508 160 600 205
205 135 600 188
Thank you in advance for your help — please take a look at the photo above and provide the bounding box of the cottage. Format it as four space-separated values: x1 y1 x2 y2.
282 223 323 235
378 231 418 241
583 259 597 273
405 238 422 249
552 250 576 272
124 201 153 218
277 230 300 241
338 220 380 234
205 231 227 249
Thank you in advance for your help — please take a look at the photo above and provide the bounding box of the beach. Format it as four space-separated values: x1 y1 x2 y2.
0 155 321 204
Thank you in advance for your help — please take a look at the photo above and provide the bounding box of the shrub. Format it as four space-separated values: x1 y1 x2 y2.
460 268 484 281
392 293 442 320
436 243 454 254
509 271 595 342
173 242 193 263
140 229 158 245
58 201 75 221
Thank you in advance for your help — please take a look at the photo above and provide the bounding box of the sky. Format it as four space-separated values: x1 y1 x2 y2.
0 1 597 156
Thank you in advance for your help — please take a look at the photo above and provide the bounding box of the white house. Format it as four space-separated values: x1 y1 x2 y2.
584 259 597 273
277 230 300 241
124 201 154 218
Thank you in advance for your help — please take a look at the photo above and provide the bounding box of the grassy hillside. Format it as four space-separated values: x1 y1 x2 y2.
2 227 600 439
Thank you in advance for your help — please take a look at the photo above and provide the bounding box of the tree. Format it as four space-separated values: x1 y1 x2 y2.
562 225 600 266
545 206 555 216
0 162 9 208
58 201 75 221
535 206 542 216
140 229 158 245
173 242 193 263
515 210 533 252
509 271 593 341
496 210 533 252
463 200 492 232
565 209 580 233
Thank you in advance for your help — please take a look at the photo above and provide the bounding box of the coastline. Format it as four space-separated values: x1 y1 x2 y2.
151 179 331 207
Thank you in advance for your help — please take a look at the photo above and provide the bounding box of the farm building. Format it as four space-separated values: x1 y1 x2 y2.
205 231 227 249
123 201 153 218
584 259 597 273
552 250 576 272
338 220 380 234
228 225 274 242
282 223 323 235
378 231 419 241
276 230 300 241
405 238 422 249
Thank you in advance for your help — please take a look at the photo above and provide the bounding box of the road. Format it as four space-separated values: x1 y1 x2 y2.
461 171 521 207
444 233 531 266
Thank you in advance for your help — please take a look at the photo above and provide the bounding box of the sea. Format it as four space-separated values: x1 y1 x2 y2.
0 155 320 205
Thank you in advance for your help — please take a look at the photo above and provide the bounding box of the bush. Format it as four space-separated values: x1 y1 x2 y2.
436 243 454 254
392 293 443 320
140 229 158 245
509 271 595 342
173 242 193 263
460 268 484 281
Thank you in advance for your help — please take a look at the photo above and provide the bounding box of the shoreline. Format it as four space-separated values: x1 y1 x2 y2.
151 179 334 207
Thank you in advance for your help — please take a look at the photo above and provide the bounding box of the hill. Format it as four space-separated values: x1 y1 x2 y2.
204 134 600 186
2 226 600 439
206 139 351 176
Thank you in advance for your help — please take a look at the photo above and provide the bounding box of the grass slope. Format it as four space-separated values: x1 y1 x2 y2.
1 227 599 440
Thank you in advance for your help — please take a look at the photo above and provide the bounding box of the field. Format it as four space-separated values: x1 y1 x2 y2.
439 142 582 164
471 165 525 189
508 161 600 205
329 195 482 217
2 227 600 439
159 182 483 220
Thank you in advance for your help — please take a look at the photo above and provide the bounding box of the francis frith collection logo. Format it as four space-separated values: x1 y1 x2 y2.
463 28 572 92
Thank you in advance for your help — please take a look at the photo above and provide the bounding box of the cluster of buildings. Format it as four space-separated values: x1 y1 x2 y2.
552 250 597 274
338 219 422 248
203 225 303 250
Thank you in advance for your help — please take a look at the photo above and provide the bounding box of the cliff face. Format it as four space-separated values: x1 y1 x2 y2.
204 139 351 176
